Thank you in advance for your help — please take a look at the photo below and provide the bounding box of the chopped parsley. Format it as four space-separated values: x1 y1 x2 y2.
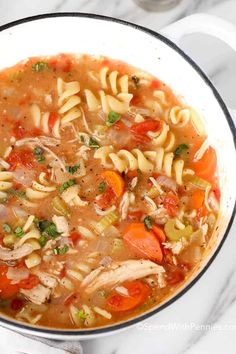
66 164 80 175
59 179 76 194
38 220 60 238
33 147 45 163
174 144 189 158
144 216 152 230
53 245 69 255
14 227 24 238
39 235 47 248
76 309 87 320
88 137 100 149
131 75 140 88
3 224 11 234
32 61 49 72
98 181 106 193
106 111 121 127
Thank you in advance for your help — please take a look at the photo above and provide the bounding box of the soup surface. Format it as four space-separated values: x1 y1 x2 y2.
0 54 220 329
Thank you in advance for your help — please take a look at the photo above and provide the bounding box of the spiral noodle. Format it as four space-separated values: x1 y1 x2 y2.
147 122 175 152
26 172 56 201
100 67 129 95
166 106 190 128
30 104 60 138
84 89 133 114
57 78 81 126
61 184 88 207
145 90 169 116
94 146 193 185
0 171 13 200
14 215 41 250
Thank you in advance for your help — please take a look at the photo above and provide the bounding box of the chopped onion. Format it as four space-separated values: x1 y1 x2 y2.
7 267 29 283
115 286 129 296
12 167 35 187
99 256 112 267
12 206 28 218
0 204 8 218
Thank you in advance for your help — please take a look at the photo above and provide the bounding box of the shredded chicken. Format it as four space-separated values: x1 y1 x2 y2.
0 244 33 261
81 259 165 294
77 145 91 160
163 238 188 255
33 271 58 289
52 215 69 237
20 284 51 305
119 192 135 220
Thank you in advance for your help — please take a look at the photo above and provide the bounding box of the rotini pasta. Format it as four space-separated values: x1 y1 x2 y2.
0 171 13 200
100 66 129 95
84 89 133 114
30 103 61 138
57 78 81 126
26 172 56 201
166 106 190 128
147 121 176 152
61 184 88 207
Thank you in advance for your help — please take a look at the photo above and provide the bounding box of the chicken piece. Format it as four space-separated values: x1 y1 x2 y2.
52 215 69 237
32 271 58 289
81 259 165 294
0 244 33 261
20 284 51 305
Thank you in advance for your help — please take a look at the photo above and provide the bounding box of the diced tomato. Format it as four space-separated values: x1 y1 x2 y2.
107 281 151 312
59 264 66 279
150 79 162 90
127 210 143 222
191 144 217 184
131 95 141 106
131 119 160 136
11 298 24 311
126 170 138 179
163 192 178 217
96 187 116 210
31 128 42 137
49 54 72 72
18 274 39 290
48 112 59 132
0 266 19 299
12 121 26 139
213 188 221 202
7 149 35 171
166 269 185 285
69 232 81 245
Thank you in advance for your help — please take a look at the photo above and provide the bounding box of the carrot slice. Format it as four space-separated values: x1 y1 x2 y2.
151 225 166 243
101 170 125 198
191 145 217 184
190 190 205 209
107 281 151 312
123 223 163 263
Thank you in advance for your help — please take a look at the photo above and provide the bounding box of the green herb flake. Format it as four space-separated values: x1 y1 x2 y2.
76 309 88 320
88 137 100 149
144 216 152 230
39 235 47 248
53 245 69 255
98 181 106 193
174 144 189 158
131 75 140 88
33 147 45 163
59 179 76 194
106 111 121 127
3 224 11 234
66 164 80 175
32 61 49 72
38 220 61 238
14 227 24 238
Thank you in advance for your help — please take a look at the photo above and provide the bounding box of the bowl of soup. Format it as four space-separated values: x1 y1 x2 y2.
0 13 235 339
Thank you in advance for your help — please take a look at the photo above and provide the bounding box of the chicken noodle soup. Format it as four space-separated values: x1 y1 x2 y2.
0 54 220 328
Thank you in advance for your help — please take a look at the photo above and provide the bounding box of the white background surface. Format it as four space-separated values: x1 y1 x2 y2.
0 0 235 353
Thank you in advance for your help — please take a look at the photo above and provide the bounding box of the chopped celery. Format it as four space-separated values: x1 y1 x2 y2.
52 196 70 216
92 211 119 234
164 219 193 242
111 238 124 254
189 176 211 190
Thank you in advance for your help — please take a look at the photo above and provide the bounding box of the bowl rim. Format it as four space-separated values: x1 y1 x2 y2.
0 11 235 337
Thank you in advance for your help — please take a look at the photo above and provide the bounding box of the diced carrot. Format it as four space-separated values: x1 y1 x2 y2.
131 119 160 136
191 144 217 184
107 281 150 312
190 190 205 209
151 225 166 243
101 171 125 198
123 223 163 263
